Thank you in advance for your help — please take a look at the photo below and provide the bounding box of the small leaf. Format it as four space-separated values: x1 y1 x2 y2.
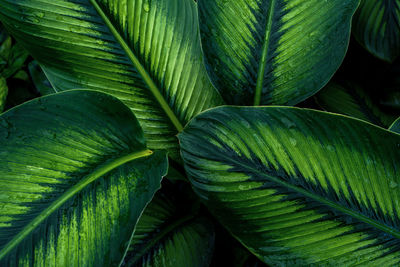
353 0 400 62
198 0 359 105
0 90 168 266
180 106 400 266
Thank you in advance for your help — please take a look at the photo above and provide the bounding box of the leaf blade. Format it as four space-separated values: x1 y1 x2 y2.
180 106 400 265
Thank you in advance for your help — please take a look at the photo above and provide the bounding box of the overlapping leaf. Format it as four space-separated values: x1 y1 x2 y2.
390 117 400 133
123 191 215 266
353 0 400 62
180 106 400 266
0 0 223 159
0 76 6 112
0 90 168 266
315 81 397 127
198 0 359 105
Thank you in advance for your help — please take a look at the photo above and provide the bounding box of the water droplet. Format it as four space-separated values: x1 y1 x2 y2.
35 12 45 18
289 138 297 146
143 0 150 12
280 117 296 128
390 181 398 189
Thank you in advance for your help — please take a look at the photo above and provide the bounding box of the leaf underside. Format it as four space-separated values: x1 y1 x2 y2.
0 0 223 160
0 90 168 266
353 0 400 62
198 0 359 105
180 106 400 266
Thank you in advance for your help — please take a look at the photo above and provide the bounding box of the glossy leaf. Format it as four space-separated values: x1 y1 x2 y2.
123 190 215 267
28 61 56 96
315 81 397 127
180 106 400 266
0 76 6 111
353 0 400 62
0 90 168 266
390 117 400 134
198 0 359 105
0 0 223 159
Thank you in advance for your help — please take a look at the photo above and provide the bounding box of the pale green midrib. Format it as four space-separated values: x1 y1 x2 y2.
0 149 153 260
254 0 276 106
89 0 184 132
218 156 400 239
127 214 196 265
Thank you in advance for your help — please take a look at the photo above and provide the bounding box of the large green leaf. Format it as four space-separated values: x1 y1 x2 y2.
0 0 223 160
315 81 397 127
198 0 359 105
0 76 6 112
390 117 400 133
123 189 215 266
0 90 168 266
353 0 400 62
180 106 400 266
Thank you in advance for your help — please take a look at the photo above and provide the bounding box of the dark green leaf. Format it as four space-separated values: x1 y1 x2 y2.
0 76 6 111
28 61 55 96
123 190 215 267
315 81 397 127
198 0 359 105
0 0 223 160
0 90 168 266
390 117 400 134
353 0 400 62
180 106 400 266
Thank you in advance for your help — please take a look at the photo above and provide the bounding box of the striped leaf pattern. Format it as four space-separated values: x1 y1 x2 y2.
180 106 400 266
353 0 400 62
198 0 359 105
124 191 215 266
390 117 400 133
0 0 223 159
0 90 168 266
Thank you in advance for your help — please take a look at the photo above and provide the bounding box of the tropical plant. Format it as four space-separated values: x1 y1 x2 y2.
0 0 399 266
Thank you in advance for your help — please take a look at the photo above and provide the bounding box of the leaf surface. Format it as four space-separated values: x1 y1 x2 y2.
123 191 215 267
390 117 400 133
198 0 359 105
0 0 223 159
0 90 168 266
0 76 6 112
315 81 397 127
353 0 400 62
180 106 400 266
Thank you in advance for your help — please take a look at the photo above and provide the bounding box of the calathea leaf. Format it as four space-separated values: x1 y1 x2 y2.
390 117 400 134
123 188 215 267
0 90 168 266
0 0 223 160
180 106 400 266
315 81 397 127
352 0 400 62
0 76 6 112
198 0 359 105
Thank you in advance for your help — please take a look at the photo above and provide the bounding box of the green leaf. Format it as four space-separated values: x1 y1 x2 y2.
28 61 56 96
390 117 400 134
0 90 168 266
353 0 400 62
123 190 215 267
0 76 6 112
180 106 400 266
0 0 223 160
198 0 359 105
315 81 397 127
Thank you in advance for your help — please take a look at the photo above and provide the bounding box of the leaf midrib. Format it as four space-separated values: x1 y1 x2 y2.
0 149 153 260
89 0 184 132
254 0 276 106
224 156 400 239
